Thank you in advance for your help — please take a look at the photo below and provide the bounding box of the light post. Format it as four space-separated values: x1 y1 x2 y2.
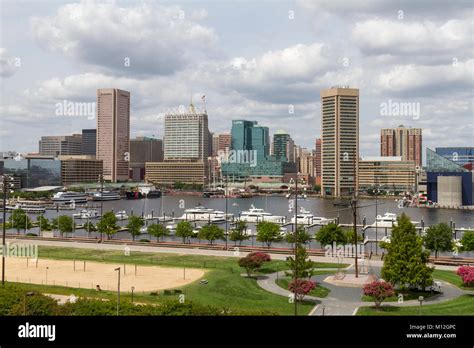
224 176 228 250
131 286 135 304
45 267 49 284
2 175 15 285
115 267 120 315
99 174 104 243
418 296 424 315
23 292 34 315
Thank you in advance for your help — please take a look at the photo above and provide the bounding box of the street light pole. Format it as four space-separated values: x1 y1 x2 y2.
131 286 135 304
99 174 104 242
225 176 228 250
115 267 120 315
2 175 14 286
294 174 298 316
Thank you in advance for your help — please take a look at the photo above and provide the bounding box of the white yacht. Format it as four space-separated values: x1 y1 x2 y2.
89 191 121 201
73 209 99 219
180 206 231 222
5 203 46 214
289 207 335 225
115 210 129 220
239 205 285 223
52 191 88 204
372 213 398 228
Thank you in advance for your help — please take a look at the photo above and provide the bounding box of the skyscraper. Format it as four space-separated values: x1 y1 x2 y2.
130 137 163 181
314 138 322 185
381 126 422 167
96 88 130 182
163 105 209 160
230 120 269 160
321 86 359 197
81 129 96 156
272 130 294 162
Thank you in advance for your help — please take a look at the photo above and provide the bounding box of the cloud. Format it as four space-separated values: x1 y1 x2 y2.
0 48 19 78
352 18 473 58
30 1 218 76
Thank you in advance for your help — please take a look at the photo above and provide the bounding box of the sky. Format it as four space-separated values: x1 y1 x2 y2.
0 0 473 160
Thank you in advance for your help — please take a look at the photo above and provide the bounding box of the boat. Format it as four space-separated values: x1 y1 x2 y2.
289 208 336 225
286 193 307 199
73 209 99 219
52 191 88 204
115 210 129 220
179 206 231 222
89 191 121 201
5 203 45 214
333 200 350 207
239 205 285 223
125 185 161 199
372 213 398 228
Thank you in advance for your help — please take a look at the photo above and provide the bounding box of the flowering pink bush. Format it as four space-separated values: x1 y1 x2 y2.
288 279 316 302
456 266 474 286
363 281 395 309
247 252 271 263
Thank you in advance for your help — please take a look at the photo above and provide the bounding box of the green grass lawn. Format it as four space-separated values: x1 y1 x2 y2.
357 295 474 316
433 270 472 290
362 290 439 302
275 276 331 298
8 246 347 316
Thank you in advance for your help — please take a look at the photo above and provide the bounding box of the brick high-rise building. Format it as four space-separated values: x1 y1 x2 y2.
321 86 359 197
39 134 82 156
314 138 322 185
96 88 130 182
381 126 422 167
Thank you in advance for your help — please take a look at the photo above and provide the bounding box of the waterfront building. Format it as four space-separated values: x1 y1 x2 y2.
81 129 97 156
435 147 474 170
39 134 82 156
381 126 422 167
146 103 209 185
130 137 163 181
314 138 322 185
59 155 103 186
425 148 473 206
358 156 416 192
96 88 130 182
0 155 61 188
321 86 359 197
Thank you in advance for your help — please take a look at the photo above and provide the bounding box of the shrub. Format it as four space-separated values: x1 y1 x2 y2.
457 266 474 286
247 252 271 263
288 279 316 302
363 281 395 309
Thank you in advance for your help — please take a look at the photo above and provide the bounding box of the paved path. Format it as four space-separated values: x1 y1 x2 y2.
257 269 472 316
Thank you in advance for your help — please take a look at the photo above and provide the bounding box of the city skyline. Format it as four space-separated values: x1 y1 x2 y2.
1 0 473 156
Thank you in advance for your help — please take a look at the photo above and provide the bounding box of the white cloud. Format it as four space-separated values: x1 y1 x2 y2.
30 1 218 76
0 48 19 78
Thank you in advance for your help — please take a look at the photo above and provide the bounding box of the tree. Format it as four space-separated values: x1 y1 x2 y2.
198 224 224 245
36 215 51 232
246 252 271 263
229 221 250 246
97 212 119 240
126 216 144 241
315 223 346 247
344 229 363 244
238 256 263 277
147 223 169 242
9 208 32 234
460 231 474 251
175 221 194 244
424 223 453 258
363 281 395 310
52 215 73 237
285 227 311 245
288 279 316 302
285 245 314 280
381 214 434 292
256 221 282 248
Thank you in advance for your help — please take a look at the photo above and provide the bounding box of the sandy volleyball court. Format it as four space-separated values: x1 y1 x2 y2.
5 257 205 292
